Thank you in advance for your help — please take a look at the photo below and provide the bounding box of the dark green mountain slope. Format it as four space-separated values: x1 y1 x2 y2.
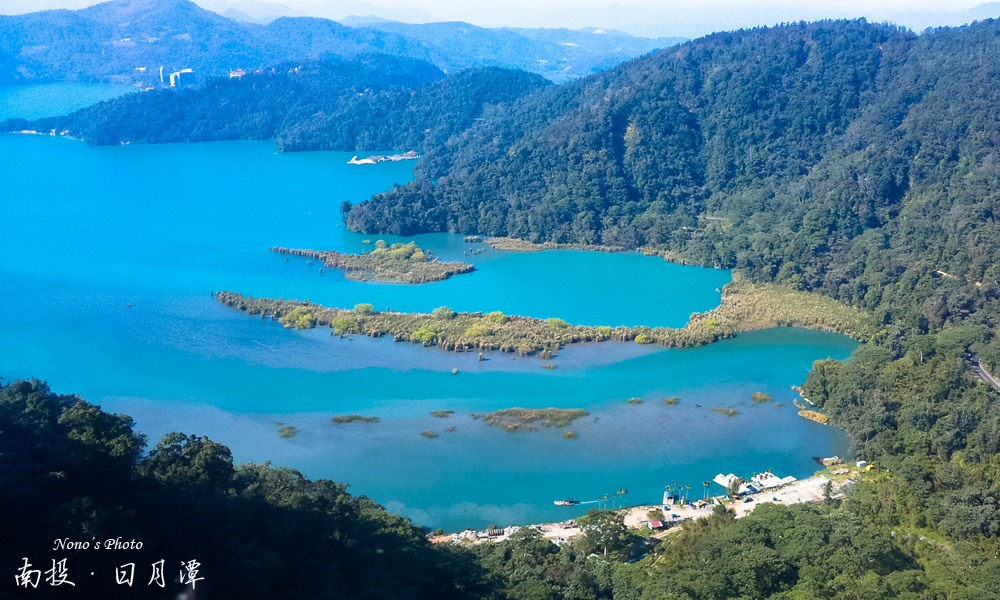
5 55 550 151
346 19 1000 330
0 378 483 599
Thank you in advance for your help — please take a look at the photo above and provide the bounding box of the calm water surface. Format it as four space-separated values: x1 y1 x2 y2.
0 82 132 120
1 104 854 530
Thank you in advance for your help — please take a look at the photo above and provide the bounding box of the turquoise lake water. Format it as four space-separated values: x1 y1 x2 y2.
0 89 856 530
0 82 132 120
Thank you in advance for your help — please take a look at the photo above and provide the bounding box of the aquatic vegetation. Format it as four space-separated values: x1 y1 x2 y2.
546 318 569 331
464 235 483 243
562 430 578 439
271 244 474 284
485 311 508 324
433 306 456 320
799 410 829 424
627 398 643 405
482 408 588 432
463 324 492 337
330 316 357 336
279 307 316 330
331 414 380 424
774 402 785 408
541 363 555 370
278 425 299 439
485 237 624 253
215 277 869 358
663 396 679 405
751 392 773 404
711 407 739 418
430 410 454 418
420 430 439 438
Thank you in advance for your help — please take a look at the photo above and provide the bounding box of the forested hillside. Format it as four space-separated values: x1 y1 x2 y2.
347 19 1000 332
6 377 1000 599
3 55 549 151
0 379 483 599
0 0 679 86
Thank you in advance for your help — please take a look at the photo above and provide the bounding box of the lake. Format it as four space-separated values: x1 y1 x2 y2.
0 109 855 530
0 82 133 120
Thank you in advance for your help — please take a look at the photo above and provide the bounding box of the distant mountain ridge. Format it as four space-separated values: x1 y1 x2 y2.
0 0 683 86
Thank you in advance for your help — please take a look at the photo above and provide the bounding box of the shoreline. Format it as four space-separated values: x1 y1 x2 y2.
433 470 857 545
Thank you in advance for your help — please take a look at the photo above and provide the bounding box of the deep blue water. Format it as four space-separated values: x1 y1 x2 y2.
0 101 855 530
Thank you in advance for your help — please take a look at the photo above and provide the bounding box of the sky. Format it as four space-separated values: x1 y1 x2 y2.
2 0 996 38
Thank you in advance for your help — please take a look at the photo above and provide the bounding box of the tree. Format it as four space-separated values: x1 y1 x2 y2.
576 509 633 558
727 477 745 499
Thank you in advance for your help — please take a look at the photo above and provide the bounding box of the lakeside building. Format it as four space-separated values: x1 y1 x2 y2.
169 68 195 87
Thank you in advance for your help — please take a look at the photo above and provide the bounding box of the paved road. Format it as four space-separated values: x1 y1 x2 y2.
971 354 1000 393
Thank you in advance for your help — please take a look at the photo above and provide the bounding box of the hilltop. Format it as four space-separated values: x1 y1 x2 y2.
0 0 682 85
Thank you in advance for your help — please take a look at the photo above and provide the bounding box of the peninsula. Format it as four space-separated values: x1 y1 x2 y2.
214 278 871 357
272 241 474 284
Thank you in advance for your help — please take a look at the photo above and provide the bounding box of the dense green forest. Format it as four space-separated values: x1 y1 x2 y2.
0 0 679 86
2 55 549 151
5 377 1000 599
346 19 1000 331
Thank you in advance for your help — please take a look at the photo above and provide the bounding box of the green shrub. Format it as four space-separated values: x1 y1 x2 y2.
547 318 569 330
464 324 492 337
354 303 375 315
634 333 653 344
485 311 508 324
279 307 316 330
433 306 456 320
330 317 356 335
412 323 442 343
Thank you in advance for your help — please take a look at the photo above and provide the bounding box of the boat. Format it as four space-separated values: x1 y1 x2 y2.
553 499 579 506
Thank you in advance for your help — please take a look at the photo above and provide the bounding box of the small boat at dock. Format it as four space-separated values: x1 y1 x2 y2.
553 498 579 507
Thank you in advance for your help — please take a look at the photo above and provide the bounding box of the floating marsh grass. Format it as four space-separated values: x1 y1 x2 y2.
331 414 380 424
799 410 830 424
711 406 739 418
663 396 680 405
751 392 773 404
486 237 624 253
271 242 474 284
627 398 644 405
215 276 871 358
278 425 299 439
421 430 439 438
562 430 578 439
430 410 454 418
482 408 588 433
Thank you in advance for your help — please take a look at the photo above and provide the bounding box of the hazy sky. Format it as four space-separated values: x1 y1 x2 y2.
2 0 995 38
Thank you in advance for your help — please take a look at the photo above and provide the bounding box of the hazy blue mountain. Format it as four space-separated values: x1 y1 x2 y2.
338 19 685 81
0 0 682 86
